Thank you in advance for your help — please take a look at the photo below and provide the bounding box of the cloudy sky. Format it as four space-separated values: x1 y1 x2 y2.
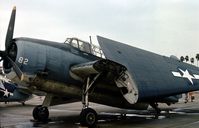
0 0 199 61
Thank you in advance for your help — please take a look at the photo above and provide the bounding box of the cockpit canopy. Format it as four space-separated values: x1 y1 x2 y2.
65 37 105 58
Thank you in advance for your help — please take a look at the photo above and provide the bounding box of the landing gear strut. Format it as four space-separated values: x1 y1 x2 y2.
32 94 53 122
32 105 49 122
80 75 100 127
150 103 161 118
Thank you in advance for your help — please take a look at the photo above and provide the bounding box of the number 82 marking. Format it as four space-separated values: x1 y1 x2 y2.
18 57 29 65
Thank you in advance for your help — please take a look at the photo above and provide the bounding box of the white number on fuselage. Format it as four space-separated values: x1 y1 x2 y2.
18 57 29 65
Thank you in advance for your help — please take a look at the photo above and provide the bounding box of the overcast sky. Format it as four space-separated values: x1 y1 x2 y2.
0 0 199 61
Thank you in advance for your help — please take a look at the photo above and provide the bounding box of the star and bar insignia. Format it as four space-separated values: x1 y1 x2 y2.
172 68 199 85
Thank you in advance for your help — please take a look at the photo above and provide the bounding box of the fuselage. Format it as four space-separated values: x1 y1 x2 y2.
6 38 145 109
6 37 199 109
10 38 136 108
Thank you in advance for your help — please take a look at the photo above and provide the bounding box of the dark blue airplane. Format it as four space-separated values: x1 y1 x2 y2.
0 73 32 105
0 7 199 127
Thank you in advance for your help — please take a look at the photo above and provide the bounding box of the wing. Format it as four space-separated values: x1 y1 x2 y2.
97 36 199 102
70 59 139 104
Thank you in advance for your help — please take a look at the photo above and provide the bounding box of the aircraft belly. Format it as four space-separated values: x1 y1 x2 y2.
31 77 147 109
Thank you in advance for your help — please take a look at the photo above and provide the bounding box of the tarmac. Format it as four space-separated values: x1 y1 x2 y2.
1 94 199 128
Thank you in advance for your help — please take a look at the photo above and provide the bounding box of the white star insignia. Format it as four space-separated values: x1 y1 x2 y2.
3 89 10 97
0 82 14 98
172 68 199 85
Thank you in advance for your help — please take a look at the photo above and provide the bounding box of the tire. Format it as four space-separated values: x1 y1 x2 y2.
32 105 49 122
33 105 42 120
80 108 97 127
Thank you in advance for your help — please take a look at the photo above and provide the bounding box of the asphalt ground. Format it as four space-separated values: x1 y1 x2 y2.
1 94 199 128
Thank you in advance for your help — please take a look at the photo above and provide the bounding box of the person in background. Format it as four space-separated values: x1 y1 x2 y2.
189 92 195 102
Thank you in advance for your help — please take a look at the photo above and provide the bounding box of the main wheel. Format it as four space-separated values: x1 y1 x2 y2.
32 105 49 122
80 108 97 127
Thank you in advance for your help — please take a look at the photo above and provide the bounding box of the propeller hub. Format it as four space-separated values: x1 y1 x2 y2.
8 42 17 60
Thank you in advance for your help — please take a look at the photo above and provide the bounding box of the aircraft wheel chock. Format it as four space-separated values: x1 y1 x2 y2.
80 107 97 127
33 105 49 122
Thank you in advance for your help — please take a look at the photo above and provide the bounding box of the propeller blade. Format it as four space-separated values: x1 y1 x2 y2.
0 51 6 58
7 56 24 81
5 6 16 51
